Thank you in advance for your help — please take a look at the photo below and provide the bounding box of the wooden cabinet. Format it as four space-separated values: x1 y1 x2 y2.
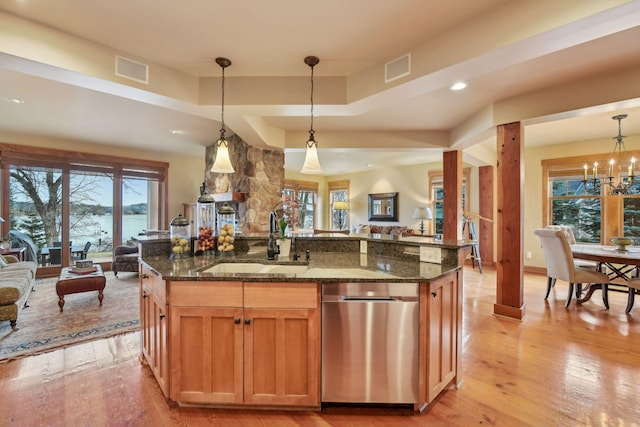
243 282 319 406
140 263 168 397
420 270 459 404
169 281 320 408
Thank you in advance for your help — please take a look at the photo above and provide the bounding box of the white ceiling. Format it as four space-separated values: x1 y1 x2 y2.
1 0 640 175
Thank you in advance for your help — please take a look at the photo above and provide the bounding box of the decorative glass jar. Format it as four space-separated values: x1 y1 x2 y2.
169 212 190 258
216 202 236 256
196 193 216 254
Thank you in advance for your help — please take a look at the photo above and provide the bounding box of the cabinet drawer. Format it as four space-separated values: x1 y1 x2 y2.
170 281 242 307
141 264 166 303
244 282 318 309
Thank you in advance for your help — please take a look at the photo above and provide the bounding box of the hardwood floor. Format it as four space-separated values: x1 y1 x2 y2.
1 268 639 426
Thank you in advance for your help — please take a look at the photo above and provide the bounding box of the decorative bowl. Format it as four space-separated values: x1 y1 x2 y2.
610 237 633 251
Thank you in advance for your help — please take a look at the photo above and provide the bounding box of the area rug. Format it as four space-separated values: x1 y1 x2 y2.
0 272 140 362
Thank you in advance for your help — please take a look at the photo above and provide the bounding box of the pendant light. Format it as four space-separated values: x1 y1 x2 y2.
210 57 235 174
300 56 323 174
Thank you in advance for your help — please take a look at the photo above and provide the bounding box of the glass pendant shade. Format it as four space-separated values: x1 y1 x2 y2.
301 134 323 174
210 136 235 173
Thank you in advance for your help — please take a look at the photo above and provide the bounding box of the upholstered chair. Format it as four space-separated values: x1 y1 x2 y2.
111 245 139 277
534 228 610 308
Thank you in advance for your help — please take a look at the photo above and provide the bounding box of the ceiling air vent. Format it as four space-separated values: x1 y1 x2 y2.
385 53 411 83
115 55 149 84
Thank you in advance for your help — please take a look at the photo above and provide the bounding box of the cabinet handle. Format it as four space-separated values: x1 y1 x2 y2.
234 317 241 324
431 291 438 298
244 318 251 325
159 313 165 320
141 273 149 279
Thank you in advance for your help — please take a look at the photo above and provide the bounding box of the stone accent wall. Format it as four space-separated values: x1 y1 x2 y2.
204 134 284 233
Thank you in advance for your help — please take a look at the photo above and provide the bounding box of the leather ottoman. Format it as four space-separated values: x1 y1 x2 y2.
56 265 106 312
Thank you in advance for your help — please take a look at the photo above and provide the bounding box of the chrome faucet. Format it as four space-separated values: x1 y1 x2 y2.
267 210 280 260
291 235 299 261
267 234 279 260
269 210 278 236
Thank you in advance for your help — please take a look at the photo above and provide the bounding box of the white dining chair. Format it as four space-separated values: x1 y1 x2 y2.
534 228 610 308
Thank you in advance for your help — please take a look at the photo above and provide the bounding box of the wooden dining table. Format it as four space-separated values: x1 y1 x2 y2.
571 244 640 311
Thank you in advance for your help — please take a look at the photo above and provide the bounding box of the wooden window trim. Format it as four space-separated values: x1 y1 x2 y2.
541 151 640 242
0 142 169 244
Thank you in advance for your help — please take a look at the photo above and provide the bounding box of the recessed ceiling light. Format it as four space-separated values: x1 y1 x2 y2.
450 82 467 91
170 129 184 135
9 97 24 104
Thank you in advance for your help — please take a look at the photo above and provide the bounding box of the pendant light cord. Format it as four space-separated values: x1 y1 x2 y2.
309 62 314 133
221 64 226 134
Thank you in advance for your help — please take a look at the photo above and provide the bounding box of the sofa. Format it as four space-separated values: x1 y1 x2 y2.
0 254 38 331
353 224 415 236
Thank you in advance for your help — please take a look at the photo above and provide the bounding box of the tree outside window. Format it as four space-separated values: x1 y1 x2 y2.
284 180 318 232
329 180 349 231
543 154 640 244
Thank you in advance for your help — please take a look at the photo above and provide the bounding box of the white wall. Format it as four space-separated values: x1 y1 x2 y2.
331 162 445 234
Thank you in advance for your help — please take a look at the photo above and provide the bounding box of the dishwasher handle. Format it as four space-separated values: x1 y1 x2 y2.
341 296 396 301
335 296 419 302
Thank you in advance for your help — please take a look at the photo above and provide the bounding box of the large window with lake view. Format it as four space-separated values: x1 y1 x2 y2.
1 144 168 269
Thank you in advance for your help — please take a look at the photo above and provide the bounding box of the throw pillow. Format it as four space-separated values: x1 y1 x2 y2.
0 254 8 268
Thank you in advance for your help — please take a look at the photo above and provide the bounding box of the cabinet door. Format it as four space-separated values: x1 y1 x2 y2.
140 283 153 363
243 307 319 406
140 284 169 396
170 306 244 404
426 273 458 402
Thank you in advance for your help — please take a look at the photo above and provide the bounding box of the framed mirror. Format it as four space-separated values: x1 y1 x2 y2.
368 192 398 221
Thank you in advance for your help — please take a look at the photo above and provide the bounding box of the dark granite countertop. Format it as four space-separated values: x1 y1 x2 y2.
141 251 459 283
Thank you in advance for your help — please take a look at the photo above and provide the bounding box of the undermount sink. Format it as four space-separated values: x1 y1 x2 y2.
204 263 308 275
299 268 401 279
203 263 400 279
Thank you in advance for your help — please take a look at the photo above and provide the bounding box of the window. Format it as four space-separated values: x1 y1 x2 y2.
1 144 168 268
428 169 469 235
283 180 318 232
542 153 640 243
328 180 349 230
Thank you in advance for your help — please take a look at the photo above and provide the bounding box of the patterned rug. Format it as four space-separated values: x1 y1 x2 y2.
0 272 140 362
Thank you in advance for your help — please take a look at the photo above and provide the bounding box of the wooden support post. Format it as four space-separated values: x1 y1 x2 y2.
495 122 526 320
479 165 494 268
443 151 463 241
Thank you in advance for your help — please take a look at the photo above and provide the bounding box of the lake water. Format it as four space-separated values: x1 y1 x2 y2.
70 214 149 247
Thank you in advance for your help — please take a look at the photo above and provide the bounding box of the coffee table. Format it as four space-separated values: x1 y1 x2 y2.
56 265 106 312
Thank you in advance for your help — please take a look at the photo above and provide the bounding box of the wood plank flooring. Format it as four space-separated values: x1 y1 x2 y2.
1 269 639 426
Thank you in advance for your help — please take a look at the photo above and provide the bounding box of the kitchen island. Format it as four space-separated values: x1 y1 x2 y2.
136 233 470 412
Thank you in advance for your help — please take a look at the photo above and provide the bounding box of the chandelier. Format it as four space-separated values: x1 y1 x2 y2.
583 114 635 195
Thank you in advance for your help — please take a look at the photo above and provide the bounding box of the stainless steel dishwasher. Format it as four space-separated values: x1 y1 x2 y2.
321 282 419 404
